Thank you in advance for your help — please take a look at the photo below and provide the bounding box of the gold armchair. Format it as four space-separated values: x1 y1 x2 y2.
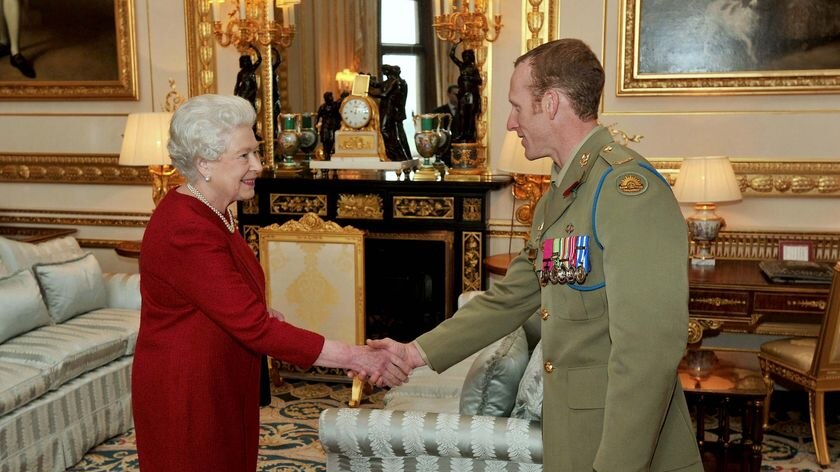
759 261 840 468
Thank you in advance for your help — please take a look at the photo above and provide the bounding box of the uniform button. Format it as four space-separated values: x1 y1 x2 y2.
540 308 550 320
544 361 554 374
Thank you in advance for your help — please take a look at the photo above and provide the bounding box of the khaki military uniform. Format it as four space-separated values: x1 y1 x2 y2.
416 127 702 471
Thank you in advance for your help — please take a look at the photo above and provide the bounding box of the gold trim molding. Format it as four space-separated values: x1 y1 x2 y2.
184 0 218 96
651 159 840 198
337 194 383 220
462 231 483 292
697 229 840 262
0 153 150 185
270 194 327 215
0 208 150 228
393 197 455 219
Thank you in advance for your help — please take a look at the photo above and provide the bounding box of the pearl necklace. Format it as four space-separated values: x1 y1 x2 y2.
186 183 235 233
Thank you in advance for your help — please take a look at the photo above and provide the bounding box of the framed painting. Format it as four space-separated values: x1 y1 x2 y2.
619 0 840 95
258 213 366 386
0 0 137 100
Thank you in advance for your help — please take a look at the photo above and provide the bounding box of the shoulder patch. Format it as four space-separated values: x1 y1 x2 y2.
616 172 648 196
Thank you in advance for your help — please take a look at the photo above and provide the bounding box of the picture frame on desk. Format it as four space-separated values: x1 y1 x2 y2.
779 240 813 262
618 0 840 95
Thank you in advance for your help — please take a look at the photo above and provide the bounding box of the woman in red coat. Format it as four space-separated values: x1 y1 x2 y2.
131 94 409 471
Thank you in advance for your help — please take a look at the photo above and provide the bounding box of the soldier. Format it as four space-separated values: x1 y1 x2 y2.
365 39 703 472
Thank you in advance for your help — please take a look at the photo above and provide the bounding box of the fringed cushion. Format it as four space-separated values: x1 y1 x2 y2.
459 327 529 417
511 341 543 421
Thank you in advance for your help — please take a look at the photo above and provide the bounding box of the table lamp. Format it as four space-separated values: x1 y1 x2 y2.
672 156 742 267
119 112 175 206
498 130 553 226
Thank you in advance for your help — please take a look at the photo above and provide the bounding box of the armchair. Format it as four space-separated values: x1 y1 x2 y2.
759 261 840 468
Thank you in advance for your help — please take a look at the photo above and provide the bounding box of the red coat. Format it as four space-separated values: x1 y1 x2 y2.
132 190 325 471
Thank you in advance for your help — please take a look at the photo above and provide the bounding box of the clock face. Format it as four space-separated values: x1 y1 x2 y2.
340 97 372 129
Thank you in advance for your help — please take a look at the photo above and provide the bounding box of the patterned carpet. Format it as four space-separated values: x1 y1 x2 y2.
67 382 838 471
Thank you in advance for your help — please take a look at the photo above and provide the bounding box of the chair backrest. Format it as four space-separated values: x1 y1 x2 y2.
811 261 840 378
258 213 366 345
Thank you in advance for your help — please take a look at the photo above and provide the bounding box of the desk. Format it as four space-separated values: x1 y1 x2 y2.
688 259 829 342
482 256 830 341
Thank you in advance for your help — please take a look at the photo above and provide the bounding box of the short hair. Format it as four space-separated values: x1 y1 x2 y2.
514 38 604 121
167 94 256 182
447 84 458 94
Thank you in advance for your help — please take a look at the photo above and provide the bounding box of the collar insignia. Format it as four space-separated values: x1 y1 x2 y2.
579 153 590 167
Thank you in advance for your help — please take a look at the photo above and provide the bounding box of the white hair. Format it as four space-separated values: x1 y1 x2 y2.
167 94 256 182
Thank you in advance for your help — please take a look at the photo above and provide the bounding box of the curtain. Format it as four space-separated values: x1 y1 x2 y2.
284 0 378 113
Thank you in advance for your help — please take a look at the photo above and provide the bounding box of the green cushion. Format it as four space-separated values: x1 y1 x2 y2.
0 270 51 344
459 327 529 417
33 253 107 323
511 341 543 421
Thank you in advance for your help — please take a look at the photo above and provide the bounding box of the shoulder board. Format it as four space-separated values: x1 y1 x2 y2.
597 144 636 168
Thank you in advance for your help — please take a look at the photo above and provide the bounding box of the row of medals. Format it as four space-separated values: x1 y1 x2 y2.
535 235 590 286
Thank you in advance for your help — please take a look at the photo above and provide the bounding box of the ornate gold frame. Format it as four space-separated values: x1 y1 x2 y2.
0 153 150 185
618 0 840 96
0 0 138 100
651 158 840 198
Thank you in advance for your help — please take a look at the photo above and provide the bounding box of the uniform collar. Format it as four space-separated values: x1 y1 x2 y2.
551 126 614 196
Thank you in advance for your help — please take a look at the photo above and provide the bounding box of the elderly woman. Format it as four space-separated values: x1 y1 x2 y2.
131 94 409 472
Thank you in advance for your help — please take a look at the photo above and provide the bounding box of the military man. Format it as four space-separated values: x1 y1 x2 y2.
367 39 703 472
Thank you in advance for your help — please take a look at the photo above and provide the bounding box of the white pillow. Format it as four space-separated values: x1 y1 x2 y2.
0 270 51 344
33 253 107 323
511 341 543 421
0 236 84 274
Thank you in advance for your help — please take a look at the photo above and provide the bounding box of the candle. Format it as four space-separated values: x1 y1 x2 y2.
433 0 440 16
267 1 274 21
443 0 449 14
468 0 475 13
288 5 295 26
211 0 221 21
238 0 246 19
493 0 500 15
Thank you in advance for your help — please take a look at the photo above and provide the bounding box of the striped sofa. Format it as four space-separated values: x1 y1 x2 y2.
0 236 140 472
319 292 545 471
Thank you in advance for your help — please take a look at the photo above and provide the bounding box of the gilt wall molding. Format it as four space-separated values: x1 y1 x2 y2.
0 208 150 228
184 0 218 96
0 153 151 185
651 159 840 197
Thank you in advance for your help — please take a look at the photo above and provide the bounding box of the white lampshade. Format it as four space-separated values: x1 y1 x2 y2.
672 156 742 204
119 112 173 167
497 130 552 176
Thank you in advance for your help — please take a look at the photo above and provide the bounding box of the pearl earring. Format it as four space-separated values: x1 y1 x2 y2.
204 175 211 182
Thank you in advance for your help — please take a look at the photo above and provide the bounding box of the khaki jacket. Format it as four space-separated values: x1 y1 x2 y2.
417 127 703 471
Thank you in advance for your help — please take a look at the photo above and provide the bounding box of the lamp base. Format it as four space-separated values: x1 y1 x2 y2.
686 203 725 267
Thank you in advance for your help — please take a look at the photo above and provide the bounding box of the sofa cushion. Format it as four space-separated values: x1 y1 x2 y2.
0 235 83 274
33 253 107 323
511 341 543 421
0 323 126 391
459 327 529 417
62 308 141 355
0 270 52 344
0 361 51 417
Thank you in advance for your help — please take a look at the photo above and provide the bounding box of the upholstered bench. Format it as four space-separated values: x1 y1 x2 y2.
0 235 140 471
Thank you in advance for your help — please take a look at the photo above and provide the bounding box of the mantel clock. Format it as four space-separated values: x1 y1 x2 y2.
333 75 387 160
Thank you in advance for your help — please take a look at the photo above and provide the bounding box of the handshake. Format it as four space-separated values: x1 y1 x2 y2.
343 338 427 388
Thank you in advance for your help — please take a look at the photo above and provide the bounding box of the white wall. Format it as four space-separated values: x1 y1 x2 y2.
1 0 838 275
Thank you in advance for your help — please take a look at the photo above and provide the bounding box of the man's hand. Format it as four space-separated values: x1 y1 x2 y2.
347 344 413 388
350 338 426 387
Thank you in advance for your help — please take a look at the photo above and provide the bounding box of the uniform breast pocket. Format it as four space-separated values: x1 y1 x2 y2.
550 285 607 321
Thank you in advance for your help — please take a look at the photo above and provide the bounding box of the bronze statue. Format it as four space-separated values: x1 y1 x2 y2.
371 65 411 161
233 45 262 111
270 46 282 139
449 42 482 143
316 92 341 158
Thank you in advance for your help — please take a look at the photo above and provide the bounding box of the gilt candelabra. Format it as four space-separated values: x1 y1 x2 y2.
211 0 298 172
432 0 502 50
